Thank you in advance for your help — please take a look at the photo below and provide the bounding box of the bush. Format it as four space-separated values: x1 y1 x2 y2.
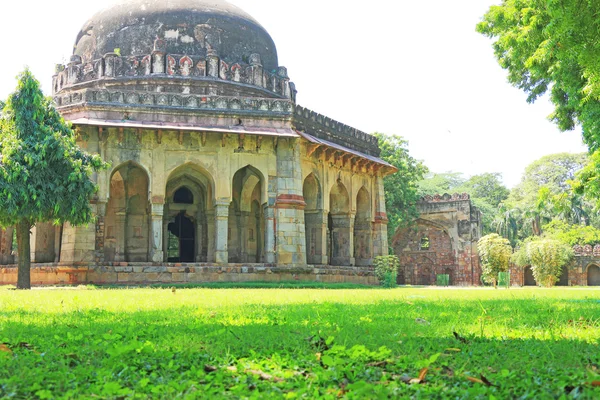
478 234 512 287
374 256 399 288
512 238 573 287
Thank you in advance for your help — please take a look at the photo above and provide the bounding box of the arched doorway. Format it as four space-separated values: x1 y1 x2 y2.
329 181 352 266
105 163 150 262
165 164 214 263
303 174 326 265
557 265 569 286
588 265 600 286
354 187 373 266
416 255 434 285
524 266 536 286
167 211 195 262
229 166 264 263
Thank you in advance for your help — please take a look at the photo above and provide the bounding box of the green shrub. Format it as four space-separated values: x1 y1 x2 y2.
512 237 573 287
374 256 399 288
478 234 512 287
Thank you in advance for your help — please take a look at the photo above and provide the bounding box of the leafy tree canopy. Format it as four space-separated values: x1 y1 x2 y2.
416 172 465 197
0 69 108 288
542 219 600 246
456 173 510 209
375 133 428 243
512 237 573 287
477 1 600 151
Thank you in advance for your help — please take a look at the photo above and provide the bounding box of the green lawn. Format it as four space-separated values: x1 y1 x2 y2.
0 286 599 399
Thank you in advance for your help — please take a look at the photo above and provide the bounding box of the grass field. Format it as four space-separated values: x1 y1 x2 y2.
1 286 599 399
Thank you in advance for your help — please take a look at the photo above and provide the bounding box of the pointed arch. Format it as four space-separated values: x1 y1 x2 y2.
328 180 352 266
587 264 600 286
105 162 150 262
304 173 326 265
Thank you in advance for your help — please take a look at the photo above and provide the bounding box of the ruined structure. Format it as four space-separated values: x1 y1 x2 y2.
392 194 482 286
0 0 395 286
510 245 600 287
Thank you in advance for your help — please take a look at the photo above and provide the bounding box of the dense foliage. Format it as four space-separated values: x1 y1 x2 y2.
375 134 428 242
0 69 107 289
512 238 573 287
542 220 600 246
477 234 513 287
477 1 600 151
374 255 400 288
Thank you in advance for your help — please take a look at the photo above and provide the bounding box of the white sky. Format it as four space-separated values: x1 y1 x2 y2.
0 0 588 188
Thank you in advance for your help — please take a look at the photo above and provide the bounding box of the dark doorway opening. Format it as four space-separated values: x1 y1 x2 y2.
524 266 536 286
557 265 569 286
588 265 600 286
167 212 195 262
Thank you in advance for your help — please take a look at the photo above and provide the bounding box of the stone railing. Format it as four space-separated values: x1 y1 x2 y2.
53 39 293 100
293 106 380 157
419 193 470 203
54 89 294 115
573 244 600 257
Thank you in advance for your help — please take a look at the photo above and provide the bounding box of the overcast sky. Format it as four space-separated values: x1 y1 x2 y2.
0 0 588 187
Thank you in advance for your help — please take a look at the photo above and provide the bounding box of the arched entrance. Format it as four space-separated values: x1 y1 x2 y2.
105 163 150 262
303 174 326 265
165 164 214 263
524 266 536 286
167 211 195 262
329 181 352 266
588 265 600 286
229 166 264 263
354 187 373 266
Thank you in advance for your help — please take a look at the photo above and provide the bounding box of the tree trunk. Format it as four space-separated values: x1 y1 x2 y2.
16 220 32 290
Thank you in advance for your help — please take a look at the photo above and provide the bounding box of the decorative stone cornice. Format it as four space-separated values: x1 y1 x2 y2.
54 89 294 115
54 48 294 100
573 244 600 257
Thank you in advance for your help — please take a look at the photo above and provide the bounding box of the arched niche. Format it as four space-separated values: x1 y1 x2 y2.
328 180 352 266
105 162 150 262
303 173 326 265
354 187 373 266
588 264 600 286
229 166 264 263
164 163 215 263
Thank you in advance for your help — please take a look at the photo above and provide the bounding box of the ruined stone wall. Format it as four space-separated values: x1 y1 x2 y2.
392 194 482 286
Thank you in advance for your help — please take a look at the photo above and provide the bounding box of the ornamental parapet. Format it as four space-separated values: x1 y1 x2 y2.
53 43 293 101
419 193 470 203
573 244 600 256
293 105 380 157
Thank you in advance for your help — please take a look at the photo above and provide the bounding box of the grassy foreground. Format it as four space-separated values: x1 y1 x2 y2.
0 287 599 399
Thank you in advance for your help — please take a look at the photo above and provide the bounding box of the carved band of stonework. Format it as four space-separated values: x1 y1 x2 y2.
420 193 470 203
54 89 294 114
573 244 600 256
54 51 292 100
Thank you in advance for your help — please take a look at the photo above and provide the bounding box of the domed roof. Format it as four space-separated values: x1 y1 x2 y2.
74 0 279 71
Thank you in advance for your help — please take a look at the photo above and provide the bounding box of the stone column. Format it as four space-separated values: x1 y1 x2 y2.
275 138 307 266
372 176 389 257
195 213 204 263
206 209 216 262
95 201 107 264
60 203 98 264
150 201 165 263
264 205 276 264
114 211 127 262
214 200 229 264
0 227 15 265
354 220 373 266
304 210 328 265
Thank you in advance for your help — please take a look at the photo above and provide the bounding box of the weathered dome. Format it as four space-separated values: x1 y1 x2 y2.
74 0 279 71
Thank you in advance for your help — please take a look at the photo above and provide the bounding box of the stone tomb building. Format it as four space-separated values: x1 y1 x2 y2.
0 0 395 285
392 194 483 286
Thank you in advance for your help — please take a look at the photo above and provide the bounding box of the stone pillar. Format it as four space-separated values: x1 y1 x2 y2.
214 200 229 264
30 222 57 264
354 220 373 266
372 176 389 257
304 210 328 265
275 138 307 266
195 213 204 263
95 201 107 264
150 202 165 263
60 204 98 264
0 227 14 265
264 205 276 264
206 209 216 262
